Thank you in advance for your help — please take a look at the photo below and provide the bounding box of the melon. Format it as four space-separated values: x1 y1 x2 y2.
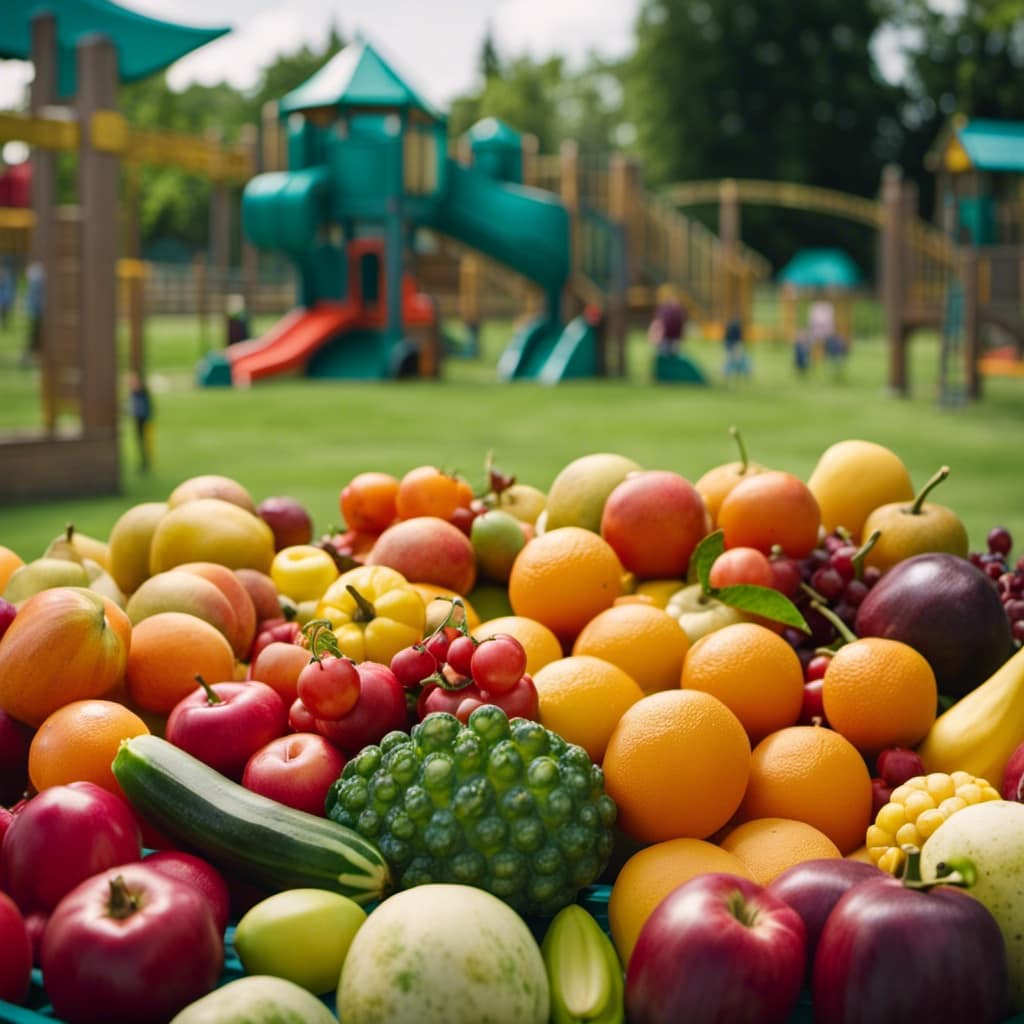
337 883 549 1024
168 975 336 1023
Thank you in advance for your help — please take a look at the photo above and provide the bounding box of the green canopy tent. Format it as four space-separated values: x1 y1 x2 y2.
0 0 229 99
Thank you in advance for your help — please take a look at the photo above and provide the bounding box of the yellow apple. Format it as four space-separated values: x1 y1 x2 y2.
271 545 340 604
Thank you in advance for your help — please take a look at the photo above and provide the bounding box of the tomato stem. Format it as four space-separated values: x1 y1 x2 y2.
301 619 343 662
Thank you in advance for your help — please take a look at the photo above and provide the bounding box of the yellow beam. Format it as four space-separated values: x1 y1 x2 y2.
0 207 35 229
0 111 78 151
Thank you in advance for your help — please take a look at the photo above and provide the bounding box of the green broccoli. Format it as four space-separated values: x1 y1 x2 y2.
325 705 618 918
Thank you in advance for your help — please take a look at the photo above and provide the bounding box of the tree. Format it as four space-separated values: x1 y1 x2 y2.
623 0 905 267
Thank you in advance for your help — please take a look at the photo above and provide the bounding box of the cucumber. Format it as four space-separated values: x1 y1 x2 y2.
112 734 390 905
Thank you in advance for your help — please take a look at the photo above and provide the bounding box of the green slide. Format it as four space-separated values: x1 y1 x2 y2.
420 161 593 382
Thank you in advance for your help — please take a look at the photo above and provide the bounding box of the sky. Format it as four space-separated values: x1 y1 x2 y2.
0 0 643 114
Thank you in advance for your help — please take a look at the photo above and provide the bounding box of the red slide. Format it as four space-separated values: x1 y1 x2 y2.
230 302 362 386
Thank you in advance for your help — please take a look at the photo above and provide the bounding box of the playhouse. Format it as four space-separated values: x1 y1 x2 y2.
198 41 601 387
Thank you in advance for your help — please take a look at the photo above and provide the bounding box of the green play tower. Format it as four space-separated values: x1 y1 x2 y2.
198 39 600 387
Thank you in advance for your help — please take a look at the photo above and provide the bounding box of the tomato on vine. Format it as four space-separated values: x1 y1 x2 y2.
296 620 360 720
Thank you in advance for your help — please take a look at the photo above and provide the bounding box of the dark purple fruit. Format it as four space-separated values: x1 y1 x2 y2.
854 552 1015 701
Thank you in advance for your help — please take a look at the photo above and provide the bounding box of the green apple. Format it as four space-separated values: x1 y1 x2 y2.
471 510 527 583
270 544 340 604
921 800 1024 1011
233 889 367 995
665 583 747 644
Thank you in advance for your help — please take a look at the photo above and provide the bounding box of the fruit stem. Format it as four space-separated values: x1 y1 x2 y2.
900 846 975 890
431 596 469 637
302 619 343 661
809 600 858 646
346 584 377 624
107 876 140 920
194 674 223 705
64 523 75 543
851 529 881 580
729 425 750 474
909 466 950 516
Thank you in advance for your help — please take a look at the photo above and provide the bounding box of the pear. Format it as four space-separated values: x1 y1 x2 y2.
83 558 127 608
44 524 111 571
2 558 90 605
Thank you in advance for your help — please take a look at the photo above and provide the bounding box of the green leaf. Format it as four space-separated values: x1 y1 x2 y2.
715 584 810 632
693 530 725 593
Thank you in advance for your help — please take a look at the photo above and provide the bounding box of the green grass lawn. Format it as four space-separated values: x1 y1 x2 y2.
1 304 1023 562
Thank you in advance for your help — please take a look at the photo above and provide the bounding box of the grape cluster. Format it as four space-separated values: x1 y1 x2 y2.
969 527 1024 646
781 529 883 666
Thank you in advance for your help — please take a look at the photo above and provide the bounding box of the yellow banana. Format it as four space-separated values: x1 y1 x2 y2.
917 644 1024 792
542 903 625 1024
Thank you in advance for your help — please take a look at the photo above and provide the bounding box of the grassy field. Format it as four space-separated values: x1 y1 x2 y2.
1 304 1023 562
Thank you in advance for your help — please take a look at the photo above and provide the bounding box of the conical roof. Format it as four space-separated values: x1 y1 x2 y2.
280 39 443 122
0 0 228 98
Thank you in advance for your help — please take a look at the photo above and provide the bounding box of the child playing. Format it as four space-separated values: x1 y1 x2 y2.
648 298 688 355
722 316 750 379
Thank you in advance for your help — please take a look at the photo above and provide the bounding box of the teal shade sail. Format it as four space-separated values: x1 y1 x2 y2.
778 248 862 289
0 0 229 100
956 119 1024 174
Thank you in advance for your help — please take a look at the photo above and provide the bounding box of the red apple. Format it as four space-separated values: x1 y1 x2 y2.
0 709 31 806
600 470 708 579
165 679 288 781
242 732 345 817
0 890 31 1004
258 495 314 551
767 858 885 980
24 910 47 967
625 872 806 1024
367 516 477 596
2 782 142 914
143 850 231 936
1002 740 1024 801
875 746 926 789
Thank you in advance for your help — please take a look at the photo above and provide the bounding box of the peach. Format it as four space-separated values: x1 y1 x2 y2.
367 516 477 596
235 568 283 624
170 562 258 660
125 571 240 656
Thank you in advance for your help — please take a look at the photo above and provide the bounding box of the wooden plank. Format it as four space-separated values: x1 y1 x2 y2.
0 432 119 502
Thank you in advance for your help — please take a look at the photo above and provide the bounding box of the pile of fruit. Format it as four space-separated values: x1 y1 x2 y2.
1 435 1023 1024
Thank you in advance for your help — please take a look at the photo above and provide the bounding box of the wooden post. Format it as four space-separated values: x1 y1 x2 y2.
718 178 740 326
880 164 908 396
962 248 982 399
239 124 259 319
76 35 120 449
207 128 231 330
608 154 638 378
260 101 283 172
521 133 539 187
194 252 209 353
559 138 580 325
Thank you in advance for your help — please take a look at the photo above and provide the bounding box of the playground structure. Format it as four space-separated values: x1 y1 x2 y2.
667 161 1024 399
0 5 254 503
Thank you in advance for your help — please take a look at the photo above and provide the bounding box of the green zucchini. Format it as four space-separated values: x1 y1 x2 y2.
112 734 391 906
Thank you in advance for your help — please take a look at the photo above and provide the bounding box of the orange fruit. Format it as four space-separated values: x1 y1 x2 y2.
0 545 25 591
532 655 645 763
821 637 937 755
28 699 150 794
125 611 237 715
718 817 841 885
680 622 805 744
471 615 562 675
718 471 821 559
395 466 461 521
602 689 751 843
608 838 754 967
807 440 914 542
738 725 873 855
572 603 690 694
340 471 400 533
508 527 623 643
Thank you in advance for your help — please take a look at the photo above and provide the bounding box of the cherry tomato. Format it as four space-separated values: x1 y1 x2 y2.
390 644 438 690
480 674 539 721
313 662 407 757
297 656 361 720
470 635 527 694
446 635 478 677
